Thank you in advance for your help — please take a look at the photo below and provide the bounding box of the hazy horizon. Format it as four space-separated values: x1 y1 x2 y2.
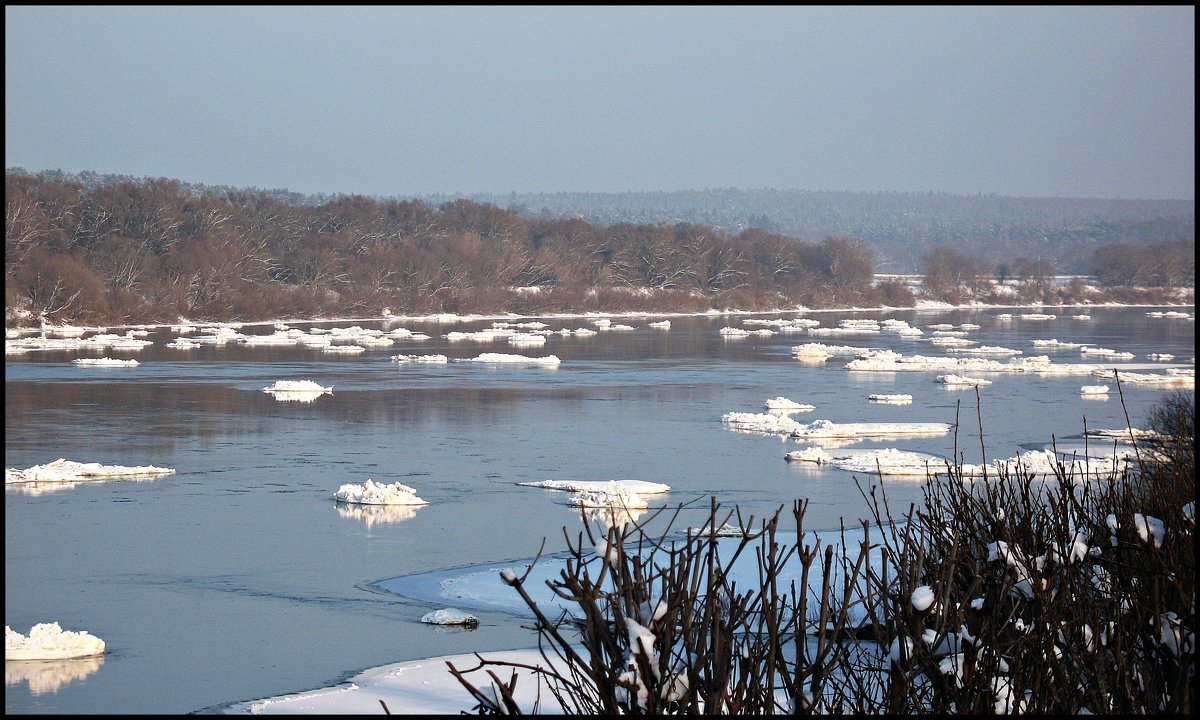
5 6 1194 201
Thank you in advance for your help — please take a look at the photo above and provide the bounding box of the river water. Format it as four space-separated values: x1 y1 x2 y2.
4 306 1193 713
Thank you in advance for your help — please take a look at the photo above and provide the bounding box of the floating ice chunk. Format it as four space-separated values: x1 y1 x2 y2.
1079 385 1110 395
936 374 992 386
1148 353 1175 361
6 623 106 660
334 479 428 506
1032 338 1082 349
420 609 478 627
1085 427 1159 441
764 397 815 412
72 357 138 367
788 447 947 476
947 345 1022 356
784 447 833 464
517 479 671 495
392 354 448 363
722 412 809 435
911 586 935 612
354 335 395 347
869 394 913 403
725 413 950 439
263 380 332 394
240 332 300 346
460 353 561 366
165 339 200 350
647 320 671 329
1073 314 1091 320
321 344 365 354
6 458 175 484
507 333 546 347
263 380 332 402
930 336 975 346
1114 371 1193 387
1020 313 1056 320
719 326 750 337
568 482 648 510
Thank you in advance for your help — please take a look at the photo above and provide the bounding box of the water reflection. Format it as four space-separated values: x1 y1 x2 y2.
578 504 649 529
5 656 104 694
335 502 423 527
5 481 87 495
265 390 330 403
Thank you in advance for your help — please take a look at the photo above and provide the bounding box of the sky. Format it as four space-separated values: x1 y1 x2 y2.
4 6 1195 200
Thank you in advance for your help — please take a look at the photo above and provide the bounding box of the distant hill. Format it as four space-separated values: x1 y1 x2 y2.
7 168 1193 273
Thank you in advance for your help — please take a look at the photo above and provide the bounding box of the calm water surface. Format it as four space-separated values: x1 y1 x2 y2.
4 307 1193 713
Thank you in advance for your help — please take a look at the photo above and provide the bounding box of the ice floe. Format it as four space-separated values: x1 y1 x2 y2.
785 447 948 476
333 479 428 506
784 445 1135 481
936 374 992 386
869 394 913 403
567 482 650 511
6 623 106 660
516 479 672 495
1079 385 1110 396
721 413 950 439
460 353 561 366
391 354 449 363
764 397 815 413
321 344 365 354
72 357 138 367
6 459 175 484
262 380 332 402
420 609 478 627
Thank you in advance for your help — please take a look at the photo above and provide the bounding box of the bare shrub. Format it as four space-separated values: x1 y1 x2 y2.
449 393 1194 714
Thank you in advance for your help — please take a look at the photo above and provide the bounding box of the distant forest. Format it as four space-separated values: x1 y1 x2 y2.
4 168 1195 327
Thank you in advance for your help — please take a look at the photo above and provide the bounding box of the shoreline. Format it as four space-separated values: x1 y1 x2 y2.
7 297 1195 336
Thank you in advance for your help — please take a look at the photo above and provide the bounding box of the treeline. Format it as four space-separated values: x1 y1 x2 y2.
430 188 1195 274
11 168 1194 275
917 240 1194 305
4 173 1193 327
5 173 902 326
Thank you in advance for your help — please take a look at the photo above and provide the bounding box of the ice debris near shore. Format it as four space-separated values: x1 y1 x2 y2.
785 447 948 476
722 413 950 439
6 623 106 660
6 458 175 484
333 479 429 506
786 446 1136 481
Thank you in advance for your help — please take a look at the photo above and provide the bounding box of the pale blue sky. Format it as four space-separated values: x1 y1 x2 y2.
5 6 1194 199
